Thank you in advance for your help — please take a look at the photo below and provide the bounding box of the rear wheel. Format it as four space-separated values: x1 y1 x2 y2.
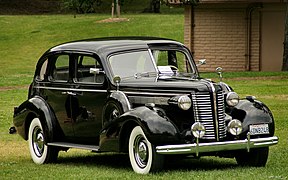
235 147 269 167
28 117 58 164
128 126 164 174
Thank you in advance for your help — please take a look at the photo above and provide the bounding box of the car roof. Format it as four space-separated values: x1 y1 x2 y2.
48 37 184 55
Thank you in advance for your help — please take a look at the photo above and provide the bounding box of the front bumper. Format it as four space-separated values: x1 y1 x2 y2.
156 135 278 155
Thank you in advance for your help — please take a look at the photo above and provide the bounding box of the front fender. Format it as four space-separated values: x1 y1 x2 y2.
100 106 180 152
123 106 180 145
230 99 275 136
13 96 57 142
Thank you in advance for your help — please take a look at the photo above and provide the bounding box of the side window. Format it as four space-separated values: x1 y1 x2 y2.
76 55 105 84
37 58 48 81
51 55 70 82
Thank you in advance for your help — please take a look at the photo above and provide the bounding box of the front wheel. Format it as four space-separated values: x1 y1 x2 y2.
235 147 269 167
128 126 164 174
28 117 58 164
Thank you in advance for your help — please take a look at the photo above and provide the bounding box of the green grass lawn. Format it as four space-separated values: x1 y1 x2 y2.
1 13 288 179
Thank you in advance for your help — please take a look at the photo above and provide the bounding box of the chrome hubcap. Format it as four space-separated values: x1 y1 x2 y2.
111 109 120 119
32 126 44 157
133 135 148 168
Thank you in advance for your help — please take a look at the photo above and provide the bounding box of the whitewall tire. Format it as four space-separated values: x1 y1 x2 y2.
128 126 164 174
28 118 58 164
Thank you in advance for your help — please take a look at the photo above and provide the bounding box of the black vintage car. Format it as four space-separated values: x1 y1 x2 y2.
12 37 278 174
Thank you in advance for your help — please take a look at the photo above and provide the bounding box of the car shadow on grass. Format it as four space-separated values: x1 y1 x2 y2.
164 156 238 171
57 152 131 170
56 152 238 172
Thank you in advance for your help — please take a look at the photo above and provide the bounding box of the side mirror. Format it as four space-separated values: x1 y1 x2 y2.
196 59 206 67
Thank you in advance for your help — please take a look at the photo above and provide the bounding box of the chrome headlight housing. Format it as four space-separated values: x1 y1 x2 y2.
178 95 192 110
226 92 239 107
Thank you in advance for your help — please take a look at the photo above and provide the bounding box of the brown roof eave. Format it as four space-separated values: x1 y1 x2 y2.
166 0 286 5
199 0 285 3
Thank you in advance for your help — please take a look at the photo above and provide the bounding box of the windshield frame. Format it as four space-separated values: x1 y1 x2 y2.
106 45 199 83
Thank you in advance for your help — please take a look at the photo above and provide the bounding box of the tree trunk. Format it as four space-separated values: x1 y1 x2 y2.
148 0 160 13
153 0 160 13
282 2 288 71
111 0 120 18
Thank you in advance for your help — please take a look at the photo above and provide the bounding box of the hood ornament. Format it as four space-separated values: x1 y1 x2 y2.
196 59 206 67
113 75 121 91
216 67 223 82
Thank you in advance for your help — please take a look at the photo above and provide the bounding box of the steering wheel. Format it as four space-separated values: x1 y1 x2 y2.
169 65 178 71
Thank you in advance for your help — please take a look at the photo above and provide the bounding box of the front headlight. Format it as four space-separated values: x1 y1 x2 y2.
226 92 239 107
227 119 242 135
178 95 192 110
191 122 206 138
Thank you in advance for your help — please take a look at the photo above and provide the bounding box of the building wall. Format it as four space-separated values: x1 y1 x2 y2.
184 3 285 72
260 4 285 71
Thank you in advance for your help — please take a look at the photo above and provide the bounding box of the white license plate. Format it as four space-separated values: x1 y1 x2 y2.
249 124 269 135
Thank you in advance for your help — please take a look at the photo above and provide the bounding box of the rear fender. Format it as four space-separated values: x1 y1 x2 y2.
13 96 57 142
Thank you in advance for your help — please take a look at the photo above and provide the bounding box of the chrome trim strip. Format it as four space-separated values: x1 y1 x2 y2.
111 90 185 97
118 91 132 110
207 81 219 141
34 86 108 93
148 48 159 78
191 92 199 122
48 142 100 151
129 96 170 105
156 136 278 155
213 89 219 141
219 82 232 92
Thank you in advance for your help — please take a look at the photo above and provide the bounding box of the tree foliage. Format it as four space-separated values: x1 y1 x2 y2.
63 0 102 14
63 0 161 14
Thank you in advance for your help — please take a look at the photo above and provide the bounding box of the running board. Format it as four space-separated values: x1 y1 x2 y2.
48 142 100 151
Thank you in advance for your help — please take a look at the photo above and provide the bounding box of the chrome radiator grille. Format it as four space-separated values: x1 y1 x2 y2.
191 91 226 140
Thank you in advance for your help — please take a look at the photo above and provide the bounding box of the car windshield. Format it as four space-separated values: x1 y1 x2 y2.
108 49 196 80
109 50 157 79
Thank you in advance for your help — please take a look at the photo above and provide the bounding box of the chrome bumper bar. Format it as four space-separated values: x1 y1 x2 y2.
156 135 278 155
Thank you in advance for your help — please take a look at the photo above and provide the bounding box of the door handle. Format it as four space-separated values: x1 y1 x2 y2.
61 91 77 96
62 91 83 96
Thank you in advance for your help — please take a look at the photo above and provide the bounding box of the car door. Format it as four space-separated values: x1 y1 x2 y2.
44 53 75 141
70 54 108 145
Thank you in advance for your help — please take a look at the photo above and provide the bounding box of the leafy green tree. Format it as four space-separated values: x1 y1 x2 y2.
62 0 166 14
63 0 101 14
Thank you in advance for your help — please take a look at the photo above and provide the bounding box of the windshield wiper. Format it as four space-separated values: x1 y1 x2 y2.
159 72 198 79
134 71 158 79
120 71 158 81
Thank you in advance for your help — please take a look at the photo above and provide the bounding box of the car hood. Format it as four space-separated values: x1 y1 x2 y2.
118 77 217 93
